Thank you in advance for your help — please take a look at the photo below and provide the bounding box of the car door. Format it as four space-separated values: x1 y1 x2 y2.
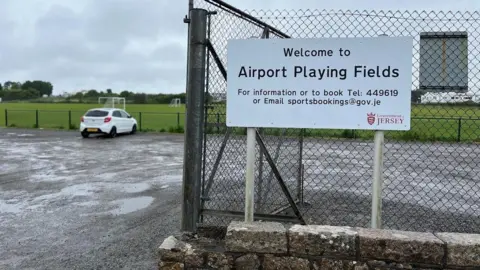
112 110 125 132
119 110 132 131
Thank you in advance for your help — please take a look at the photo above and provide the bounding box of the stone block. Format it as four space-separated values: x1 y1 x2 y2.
366 260 414 269
225 221 287 254
316 258 368 270
289 225 357 257
435 232 480 267
206 252 233 269
158 261 184 270
358 228 444 265
158 236 191 262
263 255 310 270
234 254 261 270
184 247 204 268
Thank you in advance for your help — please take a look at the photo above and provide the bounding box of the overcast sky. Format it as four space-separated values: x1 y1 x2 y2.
1 0 479 95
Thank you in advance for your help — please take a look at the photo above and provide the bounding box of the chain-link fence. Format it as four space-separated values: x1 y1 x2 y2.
191 0 480 234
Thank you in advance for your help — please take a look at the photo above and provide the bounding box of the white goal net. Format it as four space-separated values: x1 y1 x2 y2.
98 97 126 110
169 98 181 107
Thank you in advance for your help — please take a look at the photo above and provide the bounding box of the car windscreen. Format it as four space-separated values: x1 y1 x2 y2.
85 110 109 117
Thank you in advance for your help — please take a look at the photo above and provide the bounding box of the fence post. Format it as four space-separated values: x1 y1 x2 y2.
68 111 72 129
139 112 142 131
371 131 385 229
181 8 208 233
457 117 462 142
4 109 7 127
297 128 305 205
36 110 39 128
177 112 180 127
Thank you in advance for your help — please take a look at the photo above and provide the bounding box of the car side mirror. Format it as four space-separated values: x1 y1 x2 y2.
127 115 132 118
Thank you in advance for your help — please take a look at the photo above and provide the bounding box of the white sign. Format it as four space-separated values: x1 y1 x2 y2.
226 36 414 130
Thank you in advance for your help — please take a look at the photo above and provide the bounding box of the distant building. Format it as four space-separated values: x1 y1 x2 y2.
420 92 478 104
211 92 226 102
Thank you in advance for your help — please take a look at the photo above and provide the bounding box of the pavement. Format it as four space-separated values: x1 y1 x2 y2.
0 128 184 270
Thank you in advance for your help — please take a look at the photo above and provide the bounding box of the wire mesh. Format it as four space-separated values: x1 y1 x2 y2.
194 1 480 234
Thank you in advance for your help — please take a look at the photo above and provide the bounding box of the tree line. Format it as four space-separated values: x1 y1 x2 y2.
0 81 200 104
0 80 53 100
66 89 191 104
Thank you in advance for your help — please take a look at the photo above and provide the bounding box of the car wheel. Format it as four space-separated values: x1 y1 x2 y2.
109 127 117 138
81 132 89 138
131 124 137 135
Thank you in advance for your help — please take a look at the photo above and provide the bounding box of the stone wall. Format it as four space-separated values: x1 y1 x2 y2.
158 221 480 270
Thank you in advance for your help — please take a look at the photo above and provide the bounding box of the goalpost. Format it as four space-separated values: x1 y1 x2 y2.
98 97 126 110
169 98 182 107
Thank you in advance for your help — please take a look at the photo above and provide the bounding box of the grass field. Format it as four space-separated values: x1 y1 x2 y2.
1 102 480 142
205 103 480 142
0 103 186 132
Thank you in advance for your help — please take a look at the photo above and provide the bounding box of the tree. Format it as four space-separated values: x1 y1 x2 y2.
0 82 3 91
133 93 148 104
106 88 112 94
4 81 21 90
84 89 99 97
21 80 53 96
2 88 40 100
22 80 53 96
119 90 134 98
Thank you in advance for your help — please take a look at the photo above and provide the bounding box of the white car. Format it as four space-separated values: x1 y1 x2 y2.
80 108 138 138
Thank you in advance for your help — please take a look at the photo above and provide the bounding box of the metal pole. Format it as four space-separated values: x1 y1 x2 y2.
371 33 388 229
181 8 208 232
256 27 269 213
457 118 462 142
200 12 212 224
371 130 384 229
36 110 39 128
245 127 256 222
297 129 304 204
139 112 142 131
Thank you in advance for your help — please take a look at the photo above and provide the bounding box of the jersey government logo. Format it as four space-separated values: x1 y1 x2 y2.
367 112 405 126
367 113 376 125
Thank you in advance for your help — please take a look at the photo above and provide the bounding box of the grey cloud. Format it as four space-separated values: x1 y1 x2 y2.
2 0 480 94
83 0 186 44
24 0 187 93
150 42 187 63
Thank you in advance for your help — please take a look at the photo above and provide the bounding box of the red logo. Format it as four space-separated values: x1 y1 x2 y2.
367 113 376 125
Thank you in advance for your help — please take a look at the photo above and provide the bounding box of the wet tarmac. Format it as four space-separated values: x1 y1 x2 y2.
0 128 184 270
1 127 479 269
201 134 480 233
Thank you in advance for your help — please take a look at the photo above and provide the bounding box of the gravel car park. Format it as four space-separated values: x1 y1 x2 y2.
0 128 183 269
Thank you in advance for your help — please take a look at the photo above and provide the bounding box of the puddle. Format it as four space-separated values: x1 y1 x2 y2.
32 183 98 203
0 200 24 213
108 196 154 215
121 183 150 193
74 201 100 207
